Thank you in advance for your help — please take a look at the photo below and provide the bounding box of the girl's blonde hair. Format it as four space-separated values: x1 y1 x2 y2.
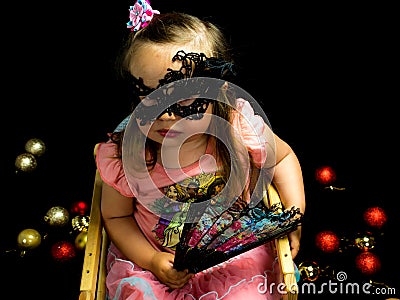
118 12 232 78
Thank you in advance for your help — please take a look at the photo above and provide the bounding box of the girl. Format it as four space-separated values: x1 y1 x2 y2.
97 1 305 299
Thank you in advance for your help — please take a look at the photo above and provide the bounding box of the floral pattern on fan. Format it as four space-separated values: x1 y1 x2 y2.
173 193 303 273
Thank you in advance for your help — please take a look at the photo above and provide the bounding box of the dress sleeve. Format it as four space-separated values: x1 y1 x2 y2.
231 98 269 168
95 141 135 198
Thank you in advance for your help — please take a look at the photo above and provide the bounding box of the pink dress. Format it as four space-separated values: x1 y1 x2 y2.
96 99 283 299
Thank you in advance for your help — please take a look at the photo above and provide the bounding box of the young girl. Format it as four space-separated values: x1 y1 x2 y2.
96 1 305 299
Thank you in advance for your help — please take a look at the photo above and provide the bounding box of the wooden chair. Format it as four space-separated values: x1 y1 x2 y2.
79 167 108 300
263 185 299 300
79 145 299 300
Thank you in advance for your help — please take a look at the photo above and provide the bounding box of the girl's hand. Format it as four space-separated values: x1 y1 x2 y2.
150 251 193 289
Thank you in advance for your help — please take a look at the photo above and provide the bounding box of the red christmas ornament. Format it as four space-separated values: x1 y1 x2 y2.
355 252 381 275
315 230 340 253
315 166 336 185
70 201 89 216
50 240 76 262
363 206 387 229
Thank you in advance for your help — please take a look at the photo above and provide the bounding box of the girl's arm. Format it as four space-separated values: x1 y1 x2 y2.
101 183 193 288
270 133 306 259
101 182 158 270
272 133 305 214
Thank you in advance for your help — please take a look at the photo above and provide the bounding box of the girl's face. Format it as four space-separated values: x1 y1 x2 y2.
129 45 213 147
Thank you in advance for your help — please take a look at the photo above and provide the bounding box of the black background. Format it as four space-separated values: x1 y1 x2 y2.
2 1 398 299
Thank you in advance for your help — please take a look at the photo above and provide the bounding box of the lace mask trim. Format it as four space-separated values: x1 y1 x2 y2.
131 51 236 124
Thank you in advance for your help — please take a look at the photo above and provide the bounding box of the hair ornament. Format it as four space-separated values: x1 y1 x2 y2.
127 0 160 32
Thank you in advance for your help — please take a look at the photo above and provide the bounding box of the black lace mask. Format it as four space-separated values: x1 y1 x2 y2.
131 51 236 125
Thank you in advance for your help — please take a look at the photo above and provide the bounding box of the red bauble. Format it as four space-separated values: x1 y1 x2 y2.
315 166 336 185
315 230 340 253
70 201 89 216
50 240 76 262
355 252 381 275
363 206 387 229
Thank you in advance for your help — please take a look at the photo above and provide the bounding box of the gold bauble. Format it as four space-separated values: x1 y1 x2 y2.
15 153 37 172
298 261 320 282
44 206 70 227
71 215 90 232
74 231 88 251
25 138 46 156
355 233 375 251
17 228 42 253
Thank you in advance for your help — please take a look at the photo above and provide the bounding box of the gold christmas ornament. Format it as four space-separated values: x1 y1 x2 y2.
15 153 37 172
25 138 46 156
355 232 375 251
298 261 320 282
17 228 42 256
74 231 88 251
71 215 90 232
44 206 70 227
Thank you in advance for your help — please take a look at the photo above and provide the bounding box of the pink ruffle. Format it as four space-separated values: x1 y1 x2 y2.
232 99 268 168
106 242 282 300
96 141 134 198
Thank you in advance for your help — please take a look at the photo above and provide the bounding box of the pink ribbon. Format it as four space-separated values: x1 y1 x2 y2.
127 0 160 32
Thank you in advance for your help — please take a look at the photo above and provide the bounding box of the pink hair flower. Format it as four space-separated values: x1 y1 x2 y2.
127 0 160 32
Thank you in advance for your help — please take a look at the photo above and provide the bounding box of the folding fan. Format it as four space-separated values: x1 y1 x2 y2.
173 187 303 274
